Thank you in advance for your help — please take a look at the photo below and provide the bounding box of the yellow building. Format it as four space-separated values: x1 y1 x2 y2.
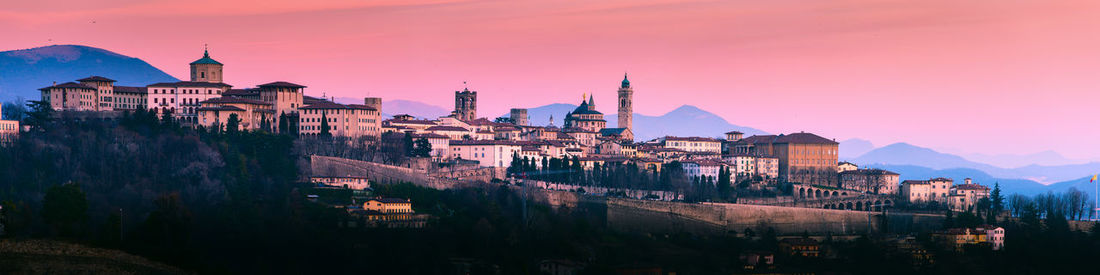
0 103 19 143
363 198 413 214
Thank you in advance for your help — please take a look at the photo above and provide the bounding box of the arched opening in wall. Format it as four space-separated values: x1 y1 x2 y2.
815 190 822 198
832 191 839 197
841 192 848 196
799 188 806 198
885 200 893 207
846 202 853 210
822 204 829 209
874 200 882 211
856 201 863 211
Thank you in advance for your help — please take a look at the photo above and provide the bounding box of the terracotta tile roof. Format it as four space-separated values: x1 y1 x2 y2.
197 105 245 112
77 76 115 82
200 97 271 105
664 136 721 142
426 126 470 132
411 133 449 139
737 132 837 145
224 89 259 97
954 183 990 191
39 82 95 91
258 81 306 88
384 119 437 125
147 81 232 88
840 168 899 176
113 86 147 94
368 198 410 204
450 140 531 146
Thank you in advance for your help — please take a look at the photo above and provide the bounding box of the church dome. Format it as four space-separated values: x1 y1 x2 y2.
621 73 630 88
190 49 222 65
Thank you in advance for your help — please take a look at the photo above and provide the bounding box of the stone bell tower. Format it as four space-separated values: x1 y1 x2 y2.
454 84 477 121
617 73 633 132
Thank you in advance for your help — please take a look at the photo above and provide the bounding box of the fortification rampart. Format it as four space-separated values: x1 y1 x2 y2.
310 155 943 236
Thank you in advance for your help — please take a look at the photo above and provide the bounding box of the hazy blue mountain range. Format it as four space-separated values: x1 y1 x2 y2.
329 97 449 119
0 45 178 102
839 138 875 160
860 164 1050 196
963 150 1089 168
507 104 770 141
850 143 1100 195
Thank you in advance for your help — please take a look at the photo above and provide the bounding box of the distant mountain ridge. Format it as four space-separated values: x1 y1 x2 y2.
0 45 179 101
851 142 1100 191
839 138 875 160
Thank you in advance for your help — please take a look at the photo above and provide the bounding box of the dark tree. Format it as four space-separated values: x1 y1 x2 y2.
403 132 415 157
413 138 432 157
991 182 1004 214
494 117 514 124
42 183 88 237
160 108 174 127
320 112 332 138
278 112 289 134
2 97 27 121
226 113 241 134
23 100 53 131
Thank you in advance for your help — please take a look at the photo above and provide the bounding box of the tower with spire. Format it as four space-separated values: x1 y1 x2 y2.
190 45 223 83
617 73 633 134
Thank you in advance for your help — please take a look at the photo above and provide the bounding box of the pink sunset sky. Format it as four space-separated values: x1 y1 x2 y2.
3 0 1099 160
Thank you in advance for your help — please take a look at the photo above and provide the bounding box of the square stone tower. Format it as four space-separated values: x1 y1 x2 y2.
454 87 477 121
364 97 382 113
510 108 528 126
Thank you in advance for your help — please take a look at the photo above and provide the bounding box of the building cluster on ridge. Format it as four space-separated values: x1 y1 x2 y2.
29 47 996 213
37 48 383 140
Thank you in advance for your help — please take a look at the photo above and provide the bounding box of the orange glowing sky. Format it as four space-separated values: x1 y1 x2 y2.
3 0 1100 160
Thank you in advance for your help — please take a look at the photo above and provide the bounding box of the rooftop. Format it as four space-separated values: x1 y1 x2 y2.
200 97 271 106
840 168 899 176
954 183 990 191
258 81 306 88
190 49 223 65
39 82 95 91
77 76 116 83
113 86 147 94
368 198 410 204
664 136 721 142
426 125 470 132
147 81 232 88
737 132 838 145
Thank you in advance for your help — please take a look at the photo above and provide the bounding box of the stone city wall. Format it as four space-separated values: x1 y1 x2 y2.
527 188 943 236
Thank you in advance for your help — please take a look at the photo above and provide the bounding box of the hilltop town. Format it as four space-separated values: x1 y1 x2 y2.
2 48 1098 274
18 49 1005 213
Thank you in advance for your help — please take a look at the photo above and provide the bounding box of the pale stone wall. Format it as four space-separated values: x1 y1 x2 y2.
528 188 942 236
